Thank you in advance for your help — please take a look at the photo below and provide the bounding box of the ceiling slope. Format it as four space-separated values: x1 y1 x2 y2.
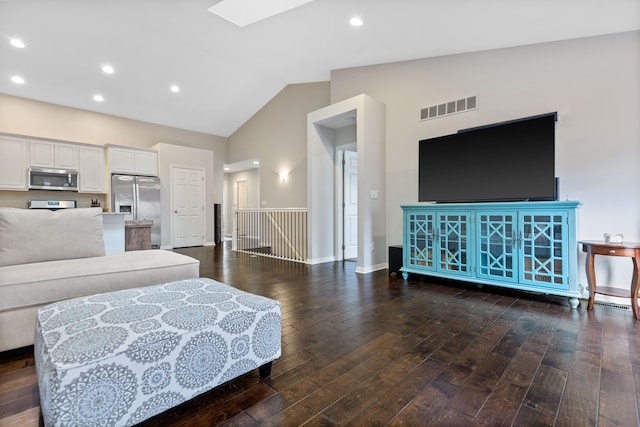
0 0 638 137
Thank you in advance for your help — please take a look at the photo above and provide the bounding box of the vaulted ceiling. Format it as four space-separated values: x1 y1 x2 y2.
1 0 638 137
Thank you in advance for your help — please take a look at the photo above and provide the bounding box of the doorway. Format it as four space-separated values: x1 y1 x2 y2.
307 93 386 272
235 179 248 236
171 166 205 248
342 149 358 260
236 180 248 210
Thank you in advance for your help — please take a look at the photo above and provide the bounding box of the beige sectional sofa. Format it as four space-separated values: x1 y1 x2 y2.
0 207 200 352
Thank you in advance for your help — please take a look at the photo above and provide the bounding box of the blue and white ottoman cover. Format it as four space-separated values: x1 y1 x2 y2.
34 278 282 427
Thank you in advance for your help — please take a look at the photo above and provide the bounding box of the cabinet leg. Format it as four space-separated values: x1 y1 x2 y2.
568 297 580 309
586 251 596 310
631 257 639 319
402 271 408 280
259 362 272 379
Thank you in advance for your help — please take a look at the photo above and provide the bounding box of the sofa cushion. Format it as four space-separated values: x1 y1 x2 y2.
0 250 200 312
0 207 105 267
0 250 200 352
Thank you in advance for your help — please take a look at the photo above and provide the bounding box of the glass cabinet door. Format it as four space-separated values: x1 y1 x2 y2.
437 213 471 275
477 212 518 283
519 212 568 289
405 212 436 271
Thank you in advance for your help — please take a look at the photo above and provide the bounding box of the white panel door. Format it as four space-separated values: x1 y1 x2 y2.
344 150 358 260
172 167 205 248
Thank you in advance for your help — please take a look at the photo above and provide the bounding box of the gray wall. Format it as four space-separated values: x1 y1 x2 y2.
330 31 640 289
228 82 330 208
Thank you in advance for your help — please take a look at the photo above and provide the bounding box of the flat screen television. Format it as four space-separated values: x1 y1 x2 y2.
418 112 557 203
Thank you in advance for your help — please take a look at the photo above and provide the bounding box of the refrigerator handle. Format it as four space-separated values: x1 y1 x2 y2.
134 182 139 220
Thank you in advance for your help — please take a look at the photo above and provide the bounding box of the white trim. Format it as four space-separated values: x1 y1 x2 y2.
306 256 336 265
356 262 388 275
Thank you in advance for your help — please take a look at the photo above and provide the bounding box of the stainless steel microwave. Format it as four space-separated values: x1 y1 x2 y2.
29 167 79 191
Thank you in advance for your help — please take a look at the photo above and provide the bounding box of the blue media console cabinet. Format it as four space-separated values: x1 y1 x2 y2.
401 201 582 308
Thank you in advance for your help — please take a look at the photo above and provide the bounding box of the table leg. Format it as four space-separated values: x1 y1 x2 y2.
631 257 639 319
586 249 596 311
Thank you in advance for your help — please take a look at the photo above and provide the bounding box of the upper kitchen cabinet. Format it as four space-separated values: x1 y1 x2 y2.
0 135 29 190
107 146 158 176
78 145 106 193
30 140 79 170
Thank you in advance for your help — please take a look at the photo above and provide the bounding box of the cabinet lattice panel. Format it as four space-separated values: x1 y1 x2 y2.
521 214 566 286
478 214 516 281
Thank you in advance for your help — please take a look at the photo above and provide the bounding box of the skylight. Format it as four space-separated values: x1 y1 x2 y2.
208 0 315 27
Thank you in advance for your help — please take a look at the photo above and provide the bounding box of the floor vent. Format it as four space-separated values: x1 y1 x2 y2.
420 96 478 121
593 302 631 311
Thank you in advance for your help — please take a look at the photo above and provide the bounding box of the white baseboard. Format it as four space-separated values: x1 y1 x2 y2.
306 256 335 265
356 262 388 275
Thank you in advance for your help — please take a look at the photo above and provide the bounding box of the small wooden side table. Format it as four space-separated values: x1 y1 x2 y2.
579 240 640 319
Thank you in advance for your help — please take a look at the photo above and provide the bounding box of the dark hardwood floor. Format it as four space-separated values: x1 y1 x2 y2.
2 243 640 426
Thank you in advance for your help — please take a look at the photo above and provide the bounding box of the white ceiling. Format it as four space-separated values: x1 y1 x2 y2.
1 0 638 137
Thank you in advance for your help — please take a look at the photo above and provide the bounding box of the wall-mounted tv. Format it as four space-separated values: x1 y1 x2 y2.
418 112 557 203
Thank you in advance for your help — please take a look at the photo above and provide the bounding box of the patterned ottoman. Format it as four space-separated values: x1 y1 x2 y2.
34 278 281 427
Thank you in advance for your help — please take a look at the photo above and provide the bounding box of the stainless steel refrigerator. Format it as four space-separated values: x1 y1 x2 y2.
111 174 161 248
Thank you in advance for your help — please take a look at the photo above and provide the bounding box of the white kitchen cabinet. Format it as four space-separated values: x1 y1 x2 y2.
107 146 158 176
0 136 29 190
54 143 79 169
79 146 106 193
30 140 79 170
132 150 157 176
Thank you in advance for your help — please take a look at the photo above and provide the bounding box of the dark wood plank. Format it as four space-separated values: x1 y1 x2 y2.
473 347 545 425
343 357 445 426
555 350 600 426
598 312 639 425
387 384 450 425
521 364 568 419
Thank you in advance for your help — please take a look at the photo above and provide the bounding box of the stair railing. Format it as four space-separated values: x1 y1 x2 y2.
233 208 307 263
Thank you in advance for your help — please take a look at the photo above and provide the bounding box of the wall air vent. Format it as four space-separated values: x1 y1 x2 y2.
593 302 631 311
420 96 478 121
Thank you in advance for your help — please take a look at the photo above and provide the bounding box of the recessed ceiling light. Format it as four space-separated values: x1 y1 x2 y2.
170 85 180 93
253 161 260 165
101 65 114 74
11 76 25 84
10 38 25 48
93 94 104 102
349 17 363 27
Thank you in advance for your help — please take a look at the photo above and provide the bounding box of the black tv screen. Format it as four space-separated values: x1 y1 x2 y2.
418 113 557 203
